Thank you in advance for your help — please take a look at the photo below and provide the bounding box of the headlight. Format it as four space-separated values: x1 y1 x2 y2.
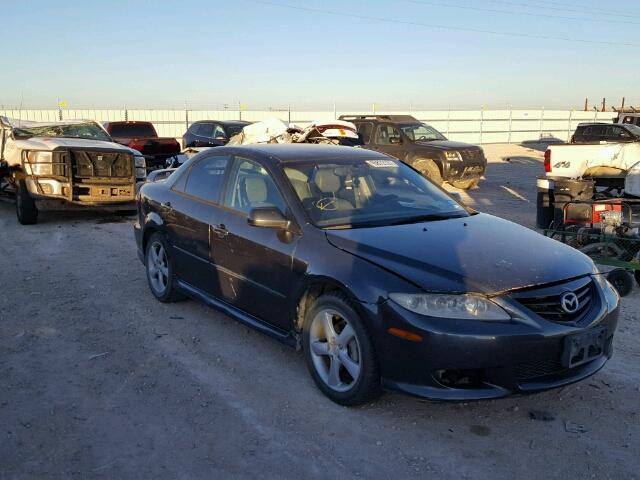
592 274 619 313
444 151 462 161
134 155 146 168
25 151 53 176
389 293 511 321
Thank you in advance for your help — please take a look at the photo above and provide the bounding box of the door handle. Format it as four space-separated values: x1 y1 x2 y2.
211 224 228 238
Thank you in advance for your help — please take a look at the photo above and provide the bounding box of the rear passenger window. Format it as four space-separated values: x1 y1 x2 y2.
184 156 230 203
197 123 214 137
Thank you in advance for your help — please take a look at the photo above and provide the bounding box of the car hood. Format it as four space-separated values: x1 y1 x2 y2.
13 137 136 153
414 140 481 150
325 213 595 295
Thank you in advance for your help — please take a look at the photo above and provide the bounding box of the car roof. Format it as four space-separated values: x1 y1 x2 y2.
339 114 419 123
577 122 614 127
193 120 250 126
220 144 389 163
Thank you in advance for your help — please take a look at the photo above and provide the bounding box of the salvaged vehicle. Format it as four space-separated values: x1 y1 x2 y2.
571 123 640 144
183 120 251 148
228 118 362 146
0 117 147 224
615 112 640 127
135 144 619 405
339 115 486 189
104 121 180 169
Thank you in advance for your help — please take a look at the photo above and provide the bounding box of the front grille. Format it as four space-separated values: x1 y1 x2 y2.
72 150 133 178
515 358 567 381
513 277 594 323
459 149 483 162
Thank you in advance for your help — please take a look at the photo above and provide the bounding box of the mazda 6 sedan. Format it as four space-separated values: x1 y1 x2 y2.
134 144 619 405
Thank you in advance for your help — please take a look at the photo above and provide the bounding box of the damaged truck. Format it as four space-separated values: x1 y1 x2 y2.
0 117 147 224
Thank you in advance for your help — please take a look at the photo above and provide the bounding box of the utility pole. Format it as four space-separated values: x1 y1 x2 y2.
584 98 588 112
601 98 606 112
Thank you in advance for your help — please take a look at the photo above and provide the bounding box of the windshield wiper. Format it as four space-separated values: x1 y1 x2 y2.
388 213 462 225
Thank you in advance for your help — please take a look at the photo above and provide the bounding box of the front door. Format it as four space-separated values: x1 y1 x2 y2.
372 123 406 161
210 155 300 330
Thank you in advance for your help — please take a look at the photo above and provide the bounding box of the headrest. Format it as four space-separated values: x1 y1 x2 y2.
243 176 268 204
313 169 342 193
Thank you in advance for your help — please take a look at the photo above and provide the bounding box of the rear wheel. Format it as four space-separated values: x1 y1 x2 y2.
413 159 443 186
303 291 381 405
451 178 480 190
15 180 38 225
145 232 184 302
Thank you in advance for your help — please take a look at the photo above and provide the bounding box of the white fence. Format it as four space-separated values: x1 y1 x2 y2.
0 108 616 145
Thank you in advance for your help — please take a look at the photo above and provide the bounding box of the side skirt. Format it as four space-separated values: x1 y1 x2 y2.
176 280 298 348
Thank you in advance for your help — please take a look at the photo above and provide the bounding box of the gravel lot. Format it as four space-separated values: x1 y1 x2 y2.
1 144 638 479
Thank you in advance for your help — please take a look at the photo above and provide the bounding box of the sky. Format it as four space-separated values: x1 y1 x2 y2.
0 0 638 111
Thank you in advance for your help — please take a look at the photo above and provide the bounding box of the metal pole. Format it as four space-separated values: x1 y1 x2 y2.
446 106 450 137
567 109 573 142
288 106 291 124
507 106 513 144
333 100 336 119
479 106 484 145
539 106 544 140
239 102 242 121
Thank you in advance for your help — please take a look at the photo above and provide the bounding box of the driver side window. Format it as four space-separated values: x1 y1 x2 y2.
223 157 287 215
375 125 401 145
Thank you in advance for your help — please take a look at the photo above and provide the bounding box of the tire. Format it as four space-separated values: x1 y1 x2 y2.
606 269 633 297
145 232 185 302
413 159 443 186
634 270 640 287
450 178 480 190
303 291 381 406
15 180 38 225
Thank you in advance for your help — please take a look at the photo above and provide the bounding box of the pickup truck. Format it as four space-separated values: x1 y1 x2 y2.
103 121 180 169
0 117 147 224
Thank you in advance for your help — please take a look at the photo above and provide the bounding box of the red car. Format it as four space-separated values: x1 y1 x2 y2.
104 121 180 169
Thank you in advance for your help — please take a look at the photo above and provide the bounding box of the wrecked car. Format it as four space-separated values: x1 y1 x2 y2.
0 117 147 224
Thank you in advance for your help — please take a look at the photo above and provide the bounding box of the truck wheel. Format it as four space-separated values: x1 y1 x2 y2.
451 178 480 190
413 159 443 186
607 269 633 297
15 180 38 225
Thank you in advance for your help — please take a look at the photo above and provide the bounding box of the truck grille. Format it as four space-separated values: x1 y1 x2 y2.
72 150 133 178
459 149 483 162
512 277 595 323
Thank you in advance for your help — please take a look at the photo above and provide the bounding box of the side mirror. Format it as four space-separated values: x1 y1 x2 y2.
214 135 227 142
247 207 291 230
389 136 402 145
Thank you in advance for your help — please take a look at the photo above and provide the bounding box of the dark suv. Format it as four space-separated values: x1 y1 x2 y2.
183 120 250 148
340 115 486 189
571 122 640 144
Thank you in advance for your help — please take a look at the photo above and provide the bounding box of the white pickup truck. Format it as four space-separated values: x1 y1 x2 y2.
544 137 640 195
0 117 147 224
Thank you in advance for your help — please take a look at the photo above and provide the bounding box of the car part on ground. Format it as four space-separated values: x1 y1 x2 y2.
339 114 486 189
0 116 146 225
135 144 618 405
104 121 181 170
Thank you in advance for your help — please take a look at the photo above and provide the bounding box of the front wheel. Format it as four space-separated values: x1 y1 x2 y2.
15 180 38 225
450 178 480 190
413 159 443 186
303 292 381 405
145 232 184 302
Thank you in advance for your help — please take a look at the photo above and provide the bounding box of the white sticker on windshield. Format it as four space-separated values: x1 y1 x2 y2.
366 160 397 168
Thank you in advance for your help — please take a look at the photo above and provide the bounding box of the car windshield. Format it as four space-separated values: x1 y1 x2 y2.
401 123 447 142
284 158 469 229
13 122 112 141
626 124 640 137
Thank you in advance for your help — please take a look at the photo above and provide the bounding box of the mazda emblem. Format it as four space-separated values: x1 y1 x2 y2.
560 292 579 314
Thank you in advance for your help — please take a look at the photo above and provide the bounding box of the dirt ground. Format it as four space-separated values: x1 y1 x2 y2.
1 144 638 479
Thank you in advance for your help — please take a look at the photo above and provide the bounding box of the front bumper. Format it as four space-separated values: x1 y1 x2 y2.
442 161 487 182
367 285 618 401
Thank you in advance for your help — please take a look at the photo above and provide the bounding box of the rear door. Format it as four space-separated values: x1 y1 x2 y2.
210 154 301 330
164 154 230 296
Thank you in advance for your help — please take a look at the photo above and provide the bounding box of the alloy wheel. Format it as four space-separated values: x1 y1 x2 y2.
147 241 169 294
309 308 362 392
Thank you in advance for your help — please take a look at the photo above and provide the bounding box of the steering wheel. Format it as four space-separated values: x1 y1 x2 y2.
314 197 339 211
417 136 427 141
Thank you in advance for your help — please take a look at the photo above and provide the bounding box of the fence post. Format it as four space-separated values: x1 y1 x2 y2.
479 106 484 144
185 108 189 131
539 106 544 140
446 107 450 137
507 106 513 144
567 109 573 142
